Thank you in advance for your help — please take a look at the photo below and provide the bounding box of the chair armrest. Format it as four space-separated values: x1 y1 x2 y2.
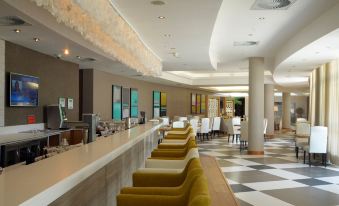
151 150 186 158
145 159 189 169
121 187 179 196
132 172 183 187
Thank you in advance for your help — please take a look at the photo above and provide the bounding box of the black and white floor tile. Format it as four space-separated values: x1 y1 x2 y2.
198 134 339 206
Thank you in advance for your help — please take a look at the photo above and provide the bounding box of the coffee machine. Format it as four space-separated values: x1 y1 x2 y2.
139 111 146 124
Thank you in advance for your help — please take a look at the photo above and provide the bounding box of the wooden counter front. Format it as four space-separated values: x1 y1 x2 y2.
0 122 162 206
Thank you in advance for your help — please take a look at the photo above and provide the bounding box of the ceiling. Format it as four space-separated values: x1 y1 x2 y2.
0 0 161 80
2 0 339 92
209 0 338 72
111 0 339 90
111 0 223 71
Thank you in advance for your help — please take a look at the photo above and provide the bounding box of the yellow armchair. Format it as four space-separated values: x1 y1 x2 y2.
117 176 210 206
132 158 201 187
150 141 197 159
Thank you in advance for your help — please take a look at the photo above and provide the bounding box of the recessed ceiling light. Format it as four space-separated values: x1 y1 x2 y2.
158 16 165 19
64 49 70 55
258 17 265 20
33 37 40 42
164 34 172 37
150 0 165 6
76 56 81 59
13 29 21 33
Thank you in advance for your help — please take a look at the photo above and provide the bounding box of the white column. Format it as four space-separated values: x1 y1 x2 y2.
0 40 5 127
282 92 291 129
244 96 249 118
264 84 274 135
248 57 264 154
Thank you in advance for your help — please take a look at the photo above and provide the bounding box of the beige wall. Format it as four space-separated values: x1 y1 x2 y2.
5 42 80 126
0 40 5 126
92 69 211 121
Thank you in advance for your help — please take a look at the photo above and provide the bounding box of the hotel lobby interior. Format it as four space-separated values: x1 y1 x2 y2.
0 0 339 205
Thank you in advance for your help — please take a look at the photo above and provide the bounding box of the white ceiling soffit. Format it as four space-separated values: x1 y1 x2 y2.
209 0 338 74
0 0 149 78
274 2 339 87
158 71 274 86
4 0 162 76
111 0 223 71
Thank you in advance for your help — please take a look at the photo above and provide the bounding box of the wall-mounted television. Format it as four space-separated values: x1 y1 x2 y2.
10 73 39 107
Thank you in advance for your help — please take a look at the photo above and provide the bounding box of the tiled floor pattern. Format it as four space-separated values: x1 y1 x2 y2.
198 134 339 206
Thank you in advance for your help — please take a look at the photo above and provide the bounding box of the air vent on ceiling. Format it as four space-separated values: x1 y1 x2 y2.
80 57 96 62
251 0 297 10
233 41 259 46
0 16 31 26
150 0 165 6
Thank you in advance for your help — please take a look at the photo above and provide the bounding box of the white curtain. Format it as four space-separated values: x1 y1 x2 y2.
310 60 339 165
326 60 339 164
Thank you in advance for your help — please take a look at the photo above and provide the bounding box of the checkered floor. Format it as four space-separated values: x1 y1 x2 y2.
198 133 339 206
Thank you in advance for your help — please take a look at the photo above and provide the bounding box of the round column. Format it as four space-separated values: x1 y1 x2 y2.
248 57 264 155
282 92 291 129
264 84 275 135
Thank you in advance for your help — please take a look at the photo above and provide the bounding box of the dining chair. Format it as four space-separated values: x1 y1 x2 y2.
240 121 248 152
160 117 169 126
226 119 240 143
219 117 228 135
172 121 185 128
178 117 188 122
199 118 210 141
208 117 214 137
189 119 199 138
232 117 241 126
296 118 308 123
263 118 268 141
212 117 221 137
295 122 310 159
303 126 328 167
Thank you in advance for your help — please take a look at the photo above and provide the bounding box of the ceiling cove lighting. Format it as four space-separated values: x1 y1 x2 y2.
169 71 272 79
216 93 248 97
200 86 249 92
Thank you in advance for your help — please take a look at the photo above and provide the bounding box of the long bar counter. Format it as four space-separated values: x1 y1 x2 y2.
0 121 162 206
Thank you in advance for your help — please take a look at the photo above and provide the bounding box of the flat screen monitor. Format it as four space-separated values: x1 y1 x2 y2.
10 73 39 107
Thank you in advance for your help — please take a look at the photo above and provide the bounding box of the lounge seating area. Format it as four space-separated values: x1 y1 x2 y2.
117 123 239 206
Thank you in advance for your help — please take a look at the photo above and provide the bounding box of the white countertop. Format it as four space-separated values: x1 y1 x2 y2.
0 121 162 206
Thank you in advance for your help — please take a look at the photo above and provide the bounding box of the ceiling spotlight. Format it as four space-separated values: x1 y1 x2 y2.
258 17 265 20
76 56 81 59
13 29 21 33
33 37 40 42
158 16 165 19
64 49 70 55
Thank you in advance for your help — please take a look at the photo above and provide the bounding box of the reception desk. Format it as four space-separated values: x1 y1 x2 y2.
0 121 162 206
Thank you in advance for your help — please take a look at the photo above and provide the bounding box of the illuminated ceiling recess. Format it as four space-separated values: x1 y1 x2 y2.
30 0 162 76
